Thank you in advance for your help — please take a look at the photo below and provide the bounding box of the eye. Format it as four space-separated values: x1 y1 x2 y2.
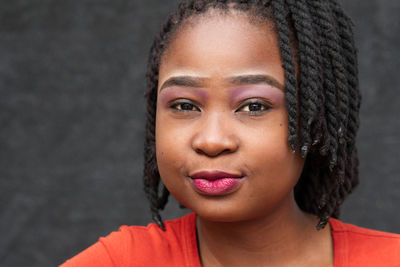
237 99 271 115
170 100 200 112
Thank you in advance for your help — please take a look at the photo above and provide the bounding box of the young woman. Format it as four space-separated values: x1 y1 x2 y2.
61 0 400 266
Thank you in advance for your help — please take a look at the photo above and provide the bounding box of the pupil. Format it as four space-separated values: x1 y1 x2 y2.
181 103 193 110
249 103 261 111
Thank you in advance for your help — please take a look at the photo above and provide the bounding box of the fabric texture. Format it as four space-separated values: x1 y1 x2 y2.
60 213 400 267
330 218 400 267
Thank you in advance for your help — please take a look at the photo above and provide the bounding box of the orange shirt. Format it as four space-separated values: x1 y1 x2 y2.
60 213 400 267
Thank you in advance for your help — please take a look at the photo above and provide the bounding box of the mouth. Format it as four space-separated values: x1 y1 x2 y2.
189 170 245 196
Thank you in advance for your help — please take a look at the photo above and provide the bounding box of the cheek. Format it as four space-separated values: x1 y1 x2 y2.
250 134 294 182
250 113 290 161
156 120 177 171
245 111 303 186
155 109 189 193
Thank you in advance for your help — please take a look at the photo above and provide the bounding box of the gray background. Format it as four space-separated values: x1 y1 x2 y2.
1 0 399 266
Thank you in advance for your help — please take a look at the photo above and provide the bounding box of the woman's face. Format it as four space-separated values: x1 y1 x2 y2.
156 11 305 222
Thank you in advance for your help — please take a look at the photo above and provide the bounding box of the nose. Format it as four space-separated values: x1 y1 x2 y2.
191 113 239 157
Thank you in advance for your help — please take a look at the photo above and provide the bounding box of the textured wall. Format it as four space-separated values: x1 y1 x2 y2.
1 0 399 266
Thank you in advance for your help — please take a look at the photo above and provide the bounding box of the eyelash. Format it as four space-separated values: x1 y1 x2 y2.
169 100 201 112
237 99 271 115
169 98 271 115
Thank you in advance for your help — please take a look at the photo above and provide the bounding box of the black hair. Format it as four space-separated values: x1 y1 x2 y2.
143 0 360 230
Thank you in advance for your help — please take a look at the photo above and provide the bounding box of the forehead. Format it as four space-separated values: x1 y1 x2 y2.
159 11 283 85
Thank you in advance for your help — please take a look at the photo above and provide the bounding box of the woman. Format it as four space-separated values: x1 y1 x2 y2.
61 1 400 266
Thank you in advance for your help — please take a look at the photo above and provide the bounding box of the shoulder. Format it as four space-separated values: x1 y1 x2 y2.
330 218 400 266
60 213 198 267
102 213 195 265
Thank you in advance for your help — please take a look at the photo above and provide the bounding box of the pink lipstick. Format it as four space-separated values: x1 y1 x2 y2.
190 171 244 196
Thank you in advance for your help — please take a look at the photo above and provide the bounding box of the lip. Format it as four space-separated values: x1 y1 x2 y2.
190 171 243 180
189 170 245 196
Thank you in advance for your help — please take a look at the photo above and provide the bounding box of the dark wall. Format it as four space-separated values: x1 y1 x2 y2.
1 0 399 266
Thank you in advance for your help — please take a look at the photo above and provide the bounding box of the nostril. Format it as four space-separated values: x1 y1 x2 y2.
194 148 204 155
194 146 235 157
191 119 240 157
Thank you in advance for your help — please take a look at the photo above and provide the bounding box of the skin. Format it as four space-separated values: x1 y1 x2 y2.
156 10 333 267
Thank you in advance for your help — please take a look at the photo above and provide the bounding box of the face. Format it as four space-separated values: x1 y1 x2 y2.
155 11 305 222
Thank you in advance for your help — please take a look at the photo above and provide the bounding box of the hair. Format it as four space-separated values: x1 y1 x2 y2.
143 0 360 231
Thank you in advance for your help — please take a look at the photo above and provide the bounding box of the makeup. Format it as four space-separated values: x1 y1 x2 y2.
229 84 285 107
158 87 208 107
190 171 245 196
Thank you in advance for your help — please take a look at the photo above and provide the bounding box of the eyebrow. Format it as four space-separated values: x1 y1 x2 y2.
159 76 207 91
227 75 284 91
159 74 284 91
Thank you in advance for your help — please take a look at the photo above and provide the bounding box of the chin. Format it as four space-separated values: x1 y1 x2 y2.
188 199 256 223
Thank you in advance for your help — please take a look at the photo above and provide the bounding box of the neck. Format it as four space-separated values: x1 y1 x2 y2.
196 195 328 267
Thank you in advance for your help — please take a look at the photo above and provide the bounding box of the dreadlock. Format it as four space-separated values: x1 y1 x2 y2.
143 0 360 230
